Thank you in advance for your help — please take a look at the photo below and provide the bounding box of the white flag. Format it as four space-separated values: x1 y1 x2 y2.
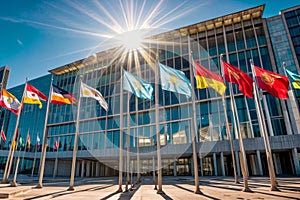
36 135 40 143
80 82 108 111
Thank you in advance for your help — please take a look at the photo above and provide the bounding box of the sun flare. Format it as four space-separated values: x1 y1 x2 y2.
118 30 145 51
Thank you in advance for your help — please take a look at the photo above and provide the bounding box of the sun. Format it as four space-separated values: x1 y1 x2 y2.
118 29 145 51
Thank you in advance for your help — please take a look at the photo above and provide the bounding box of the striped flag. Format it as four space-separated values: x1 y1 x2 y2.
194 61 226 95
286 69 300 89
51 84 76 104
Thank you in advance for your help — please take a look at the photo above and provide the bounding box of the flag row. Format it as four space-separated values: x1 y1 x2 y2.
123 61 295 101
0 61 298 117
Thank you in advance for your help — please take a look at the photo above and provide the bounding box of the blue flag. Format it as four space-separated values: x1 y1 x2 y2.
123 70 154 101
159 63 192 98
286 69 300 89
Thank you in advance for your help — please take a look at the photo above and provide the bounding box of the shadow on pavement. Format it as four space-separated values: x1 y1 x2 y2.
25 184 113 200
100 182 141 200
159 193 173 200
173 184 220 200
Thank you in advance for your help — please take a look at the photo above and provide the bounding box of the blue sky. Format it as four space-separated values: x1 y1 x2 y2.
0 0 299 88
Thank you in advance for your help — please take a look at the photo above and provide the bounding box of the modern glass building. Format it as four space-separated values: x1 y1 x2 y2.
1 4 300 178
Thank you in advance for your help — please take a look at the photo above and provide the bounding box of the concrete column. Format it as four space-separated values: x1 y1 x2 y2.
262 96 275 136
235 151 241 176
91 162 95 177
173 160 177 176
190 158 194 176
220 152 225 176
81 160 85 177
200 157 204 176
86 161 91 177
96 162 100 177
292 148 300 175
282 106 293 135
53 157 58 178
272 154 280 175
101 164 104 176
76 161 80 177
104 165 107 176
213 153 218 176
287 90 300 134
256 150 263 176
250 155 257 175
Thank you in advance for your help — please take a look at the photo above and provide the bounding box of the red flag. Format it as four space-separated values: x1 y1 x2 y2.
222 61 254 98
54 140 59 149
254 66 289 99
1 130 6 142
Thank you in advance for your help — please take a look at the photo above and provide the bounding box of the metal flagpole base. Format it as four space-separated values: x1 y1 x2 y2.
67 186 75 191
117 188 123 193
1 180 9 184
10 182 18 187
270 185 280 191
242 187 253 192
194 188 203 195
124 181 130 192
156 189 164 194
34 183 43 189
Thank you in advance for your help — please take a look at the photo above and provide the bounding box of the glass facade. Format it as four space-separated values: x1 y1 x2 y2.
1 5 300 177
282 7 300 103
284 7 300 64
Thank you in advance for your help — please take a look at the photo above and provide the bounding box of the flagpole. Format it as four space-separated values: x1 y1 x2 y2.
219 55 239 185
11 155 20 187
231 92 251 191
244 97 255 138
11 133 21 187
250 59 279 191
0 110 6 147
2 78 28 184
283 62 300 134
67 77 82 191
20 131 29 172
135 96 141 183
31 134 38 177
187 39 202 194
125 91 130 192
36 76 53 188
117 68 124 192
11 131 27 187
155 53 163 194
221 56 252 191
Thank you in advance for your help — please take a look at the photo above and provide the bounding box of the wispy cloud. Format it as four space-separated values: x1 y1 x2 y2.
17 39 23 45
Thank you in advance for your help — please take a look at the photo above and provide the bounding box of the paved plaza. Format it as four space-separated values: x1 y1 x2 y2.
0 175 299 199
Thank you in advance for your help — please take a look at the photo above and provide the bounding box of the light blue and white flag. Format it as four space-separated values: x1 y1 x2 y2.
159 63 192 98
123 70 153 101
